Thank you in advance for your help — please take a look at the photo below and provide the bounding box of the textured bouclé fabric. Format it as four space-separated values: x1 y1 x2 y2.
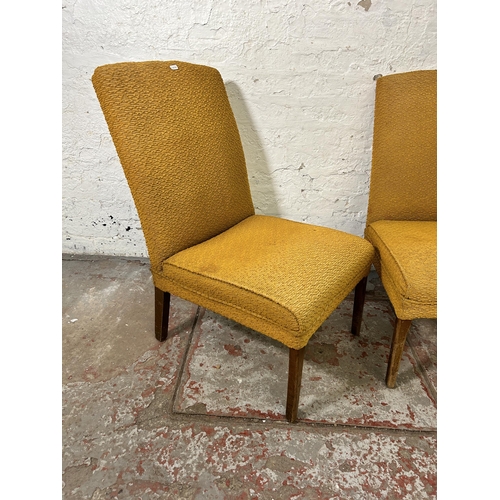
92 61 255 272
365 69 437 321
367 70 437 227
159 215 373 350
92 60 375 350
365 221 436 320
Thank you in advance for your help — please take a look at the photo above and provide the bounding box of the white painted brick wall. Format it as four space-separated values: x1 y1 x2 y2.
62 0 437 257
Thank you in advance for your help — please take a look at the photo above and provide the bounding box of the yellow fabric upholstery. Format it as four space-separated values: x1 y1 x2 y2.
155 215 373 350
365 69 437 323
365 221 436 320
92 61 255 273
92 60 375 352
367 70 437 226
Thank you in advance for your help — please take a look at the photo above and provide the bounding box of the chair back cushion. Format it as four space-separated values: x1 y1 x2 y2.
366 70 437 226
92 61 255 271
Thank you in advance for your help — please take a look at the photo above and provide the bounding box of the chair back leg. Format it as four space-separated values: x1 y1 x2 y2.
155 287 171 342
286 347 306 423
351 276 368 336
386 318 412 387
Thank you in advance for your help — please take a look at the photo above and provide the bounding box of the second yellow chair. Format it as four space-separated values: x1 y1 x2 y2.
355 70 437 388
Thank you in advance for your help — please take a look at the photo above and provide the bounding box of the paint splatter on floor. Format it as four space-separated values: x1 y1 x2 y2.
63 258 437 499
176 303 436 430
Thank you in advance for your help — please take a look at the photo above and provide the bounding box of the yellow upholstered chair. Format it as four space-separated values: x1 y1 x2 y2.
92 61 374 422
357 70 437 388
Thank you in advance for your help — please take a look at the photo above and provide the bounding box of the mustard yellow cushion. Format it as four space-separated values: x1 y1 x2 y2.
367 70 437 226
365 220 436 320
152 215 374 350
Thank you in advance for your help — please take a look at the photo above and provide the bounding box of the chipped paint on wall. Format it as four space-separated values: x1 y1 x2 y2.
62 0 437 257
358 0 372 11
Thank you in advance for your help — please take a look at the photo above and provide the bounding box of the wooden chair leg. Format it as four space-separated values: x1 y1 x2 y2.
286 347 305 423
154 287 170 342
351 276 368 336
386 318 412 388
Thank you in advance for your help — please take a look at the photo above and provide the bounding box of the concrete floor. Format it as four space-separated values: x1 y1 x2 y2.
62 255 437 499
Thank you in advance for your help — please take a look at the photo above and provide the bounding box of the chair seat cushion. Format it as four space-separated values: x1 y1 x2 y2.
365 220 436 319
156 215 374 349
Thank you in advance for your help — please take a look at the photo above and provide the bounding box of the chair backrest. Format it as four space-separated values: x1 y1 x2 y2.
92 61 255 271
366 70 437 226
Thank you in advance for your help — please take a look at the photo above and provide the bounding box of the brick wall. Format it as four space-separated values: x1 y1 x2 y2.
62 0 437 256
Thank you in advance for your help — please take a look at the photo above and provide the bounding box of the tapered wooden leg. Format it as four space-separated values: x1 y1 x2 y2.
154 287 170 342
351 276 368 336
286 347 306 423
386 318 412 388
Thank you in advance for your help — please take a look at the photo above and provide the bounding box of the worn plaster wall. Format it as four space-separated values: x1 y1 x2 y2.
62 0 437 257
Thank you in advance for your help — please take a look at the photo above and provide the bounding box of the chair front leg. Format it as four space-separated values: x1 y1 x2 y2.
154 287 171 342
386 318 412 388
286 346 306 423
351 276 368 336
